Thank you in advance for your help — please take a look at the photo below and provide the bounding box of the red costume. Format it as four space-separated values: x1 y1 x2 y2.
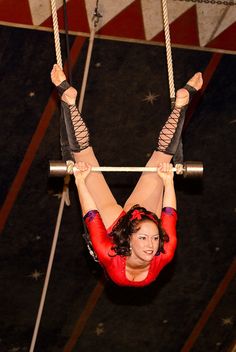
84 208 177 287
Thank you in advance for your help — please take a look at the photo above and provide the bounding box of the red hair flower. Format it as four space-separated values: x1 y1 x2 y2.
130 209 144 221
130 209 158 224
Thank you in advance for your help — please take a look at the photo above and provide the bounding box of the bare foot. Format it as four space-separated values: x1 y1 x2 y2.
175 72 203 108
187 72 203 91
51 64 77 105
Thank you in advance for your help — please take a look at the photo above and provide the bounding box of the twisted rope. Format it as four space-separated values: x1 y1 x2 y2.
51 0 62 68
29 178 69 352
161 0 175 103
29 2 101 350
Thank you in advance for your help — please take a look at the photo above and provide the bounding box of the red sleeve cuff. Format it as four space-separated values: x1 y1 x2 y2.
162 207 177 219
84 210 99 223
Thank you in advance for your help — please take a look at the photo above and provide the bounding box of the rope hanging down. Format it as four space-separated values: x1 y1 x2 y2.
78 2 102 112
51 0 62 68
161 0 175 104
29 1 64 348
161 0 185 164
29 2 102 351
29 176 70 352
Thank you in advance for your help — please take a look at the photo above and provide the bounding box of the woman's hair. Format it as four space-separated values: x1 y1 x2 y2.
110 204 169 257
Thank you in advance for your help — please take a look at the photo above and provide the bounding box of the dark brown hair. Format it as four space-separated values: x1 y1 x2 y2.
110 205 169 257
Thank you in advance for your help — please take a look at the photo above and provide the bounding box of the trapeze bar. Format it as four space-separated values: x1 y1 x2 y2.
92 166 172 172
49 161 203 178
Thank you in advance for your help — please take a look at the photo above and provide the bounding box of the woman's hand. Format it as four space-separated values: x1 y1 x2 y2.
73 161 91 183
50 64 66 87
73 161 98 214
51 63 77 104
157 162 174 185
158 163 176 209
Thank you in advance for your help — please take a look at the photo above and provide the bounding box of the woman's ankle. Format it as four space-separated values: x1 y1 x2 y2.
61 86 77 105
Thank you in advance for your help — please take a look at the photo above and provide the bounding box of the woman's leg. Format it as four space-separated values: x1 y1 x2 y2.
124 151 171 217
124 73 203 217
51 65 123 229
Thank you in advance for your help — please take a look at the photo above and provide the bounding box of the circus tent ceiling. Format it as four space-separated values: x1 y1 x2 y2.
0 0 235 54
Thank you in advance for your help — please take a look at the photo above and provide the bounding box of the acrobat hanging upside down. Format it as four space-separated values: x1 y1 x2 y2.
51 64 203 287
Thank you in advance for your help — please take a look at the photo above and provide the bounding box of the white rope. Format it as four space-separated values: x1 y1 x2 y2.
50 0 62 68
29 3 64 349
78 3 102 111
91 166 180 172
29 2 101 351
161 0 175 102
29 177 69 352
85 165 183 175
29 3 64 348
78 22 96 112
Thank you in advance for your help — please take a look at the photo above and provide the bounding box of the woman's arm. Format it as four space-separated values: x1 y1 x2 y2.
74 162 98 215
162 178 176 210
157 163 177 262
74 162 113 264
157 163 177 210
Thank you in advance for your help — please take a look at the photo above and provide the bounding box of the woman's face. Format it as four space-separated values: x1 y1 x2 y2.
130 220 160 263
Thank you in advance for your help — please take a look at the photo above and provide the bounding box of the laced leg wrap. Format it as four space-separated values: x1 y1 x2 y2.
157 105 187 156
62 101 90 153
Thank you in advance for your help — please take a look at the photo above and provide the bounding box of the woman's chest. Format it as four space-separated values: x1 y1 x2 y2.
125 267 149 282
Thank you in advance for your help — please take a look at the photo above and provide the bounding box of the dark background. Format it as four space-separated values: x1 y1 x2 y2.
0 24 235 352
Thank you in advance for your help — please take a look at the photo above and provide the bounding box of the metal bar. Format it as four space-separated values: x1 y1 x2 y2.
49 161 204 178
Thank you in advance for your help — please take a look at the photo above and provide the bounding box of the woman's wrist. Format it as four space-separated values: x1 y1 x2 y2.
75 177 86 187
163 178 174 187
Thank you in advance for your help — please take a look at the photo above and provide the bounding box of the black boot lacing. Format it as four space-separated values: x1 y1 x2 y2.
157 106 182 153
69 104 90 151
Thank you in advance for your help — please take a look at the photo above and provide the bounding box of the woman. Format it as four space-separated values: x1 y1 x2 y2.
51 64 203 287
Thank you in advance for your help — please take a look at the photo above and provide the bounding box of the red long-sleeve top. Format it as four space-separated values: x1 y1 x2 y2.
84 207 177 287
